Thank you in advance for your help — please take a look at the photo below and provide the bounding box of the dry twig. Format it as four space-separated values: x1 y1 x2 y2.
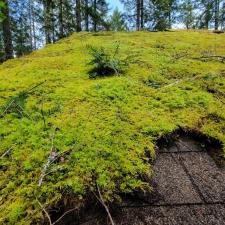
36 198 52 225
0 100 15 118
38 127 57 186
93 184 115 225
0 147 13 159
192 55 225 63
38 127 75 186
52 208 77 225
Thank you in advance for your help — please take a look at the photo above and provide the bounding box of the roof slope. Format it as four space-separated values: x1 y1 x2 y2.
0 31 225 224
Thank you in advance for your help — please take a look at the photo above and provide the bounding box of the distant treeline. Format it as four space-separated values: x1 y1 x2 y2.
0 0 224 62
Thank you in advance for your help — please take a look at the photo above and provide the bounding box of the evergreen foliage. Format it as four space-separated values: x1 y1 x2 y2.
0 1 5 21
109 8 127 31
178 0 197 29
87 44 129 77
0 0 225 62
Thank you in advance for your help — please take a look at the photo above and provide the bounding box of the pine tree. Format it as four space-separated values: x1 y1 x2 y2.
150 0 177 31
167 0 176 28
50 0 56 42
93 0 97 31
140 0 144 29
28 0 37 49
179 0 196 29
198 0 214 29
83 0 89 31
0 27 5 62
66 0 75 35
0 1 5 21
136 0 141 30
214 0 220 30
120 0 144 30
2 0 13 60
120 0 178 31
90 0 109 31
58 0 64 38
0 1 4 61
221 1 225 29
110 7 127 31
76 0 82 32
11 1 32 56
43 0 52 44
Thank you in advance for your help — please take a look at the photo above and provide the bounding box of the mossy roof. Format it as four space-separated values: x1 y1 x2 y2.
0 30 225 224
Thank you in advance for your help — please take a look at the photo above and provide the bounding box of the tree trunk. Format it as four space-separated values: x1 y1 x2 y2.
31 0 37 50
76 0 82 32
28 0 33 50
43 0 51 44
93 0 97 32
2 0 13 60
205 8 210 29
215 0 220 30
59 0 64 38
136 0 140 31
140 0 144 29
203 1 213 29
168 1 173 29
50 1 55 43
84 0 89 31
168 12 172 29
168 4 172 29
65 1 73 35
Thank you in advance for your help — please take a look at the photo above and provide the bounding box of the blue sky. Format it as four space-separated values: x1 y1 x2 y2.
108 0 124 12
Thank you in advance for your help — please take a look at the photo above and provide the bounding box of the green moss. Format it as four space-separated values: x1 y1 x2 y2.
0 30 225 224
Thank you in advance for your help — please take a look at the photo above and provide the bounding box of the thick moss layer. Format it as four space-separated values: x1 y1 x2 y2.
0 31 225 224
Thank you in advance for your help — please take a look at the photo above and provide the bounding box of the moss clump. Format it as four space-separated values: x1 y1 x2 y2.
0 30 225 224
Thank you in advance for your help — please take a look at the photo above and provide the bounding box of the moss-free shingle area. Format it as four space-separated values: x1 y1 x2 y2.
0 31 225 224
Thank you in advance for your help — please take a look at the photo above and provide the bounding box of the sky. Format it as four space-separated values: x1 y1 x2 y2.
108 0 124 12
